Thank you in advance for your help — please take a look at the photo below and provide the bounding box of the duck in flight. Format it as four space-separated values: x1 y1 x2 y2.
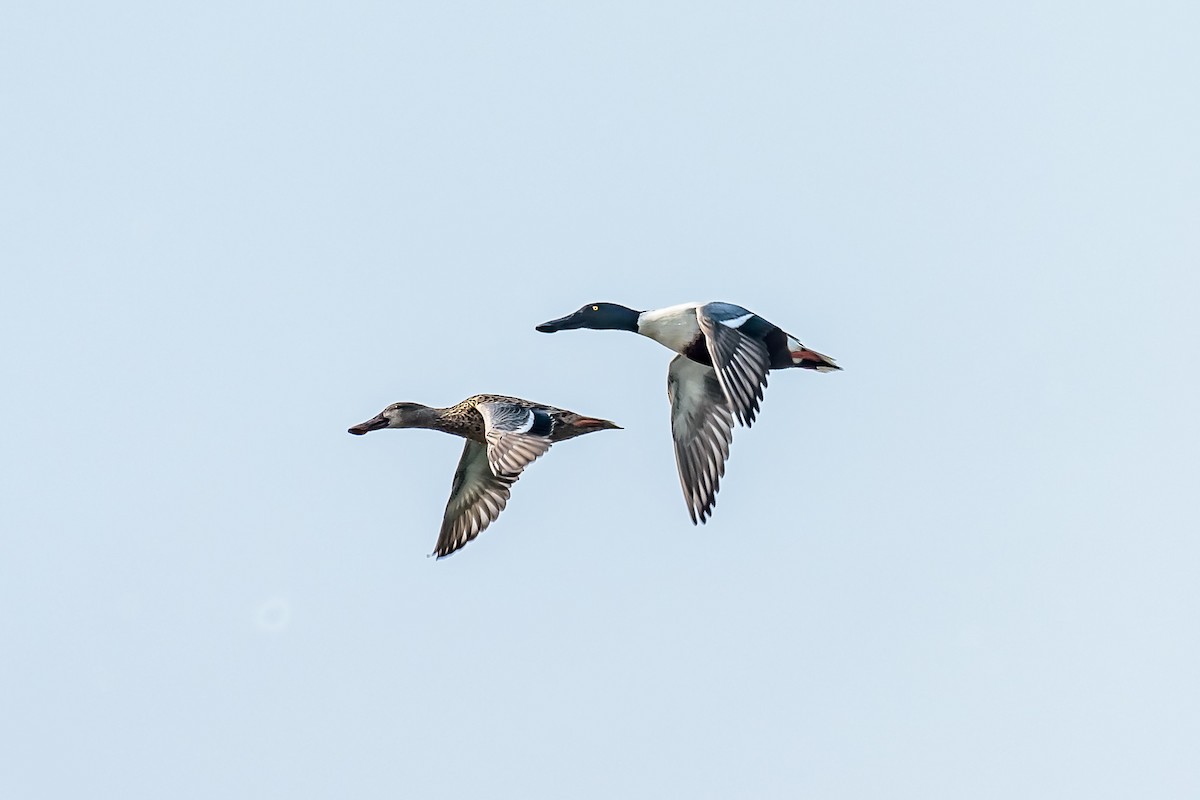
349 395 620 558
536 302 839 524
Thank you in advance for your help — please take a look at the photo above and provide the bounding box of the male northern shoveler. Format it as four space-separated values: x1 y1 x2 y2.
349 394 620 558
536 302 839 524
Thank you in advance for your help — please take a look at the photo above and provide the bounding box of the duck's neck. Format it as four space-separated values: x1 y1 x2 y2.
635 302 703 352
609 305 643 333
425 404 481 438
407 404 446 431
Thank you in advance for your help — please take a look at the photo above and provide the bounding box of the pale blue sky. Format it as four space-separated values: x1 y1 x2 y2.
2 2 1198 798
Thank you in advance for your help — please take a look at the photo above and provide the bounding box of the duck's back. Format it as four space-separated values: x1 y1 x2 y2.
459 394 617 443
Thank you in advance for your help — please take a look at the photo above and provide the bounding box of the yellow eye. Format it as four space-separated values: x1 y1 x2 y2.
592 305 599 311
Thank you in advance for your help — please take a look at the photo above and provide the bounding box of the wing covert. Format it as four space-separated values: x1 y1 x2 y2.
696 304 771 427
476 401 554 477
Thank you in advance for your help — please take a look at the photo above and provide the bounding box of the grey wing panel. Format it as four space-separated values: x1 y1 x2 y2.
696 304 771 427
667 355 735 524
476 401 554 477
701 301 754 322
434 440 517 558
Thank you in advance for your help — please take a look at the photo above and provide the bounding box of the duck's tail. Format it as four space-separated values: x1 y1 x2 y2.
572 416 623 432
787 336 841 372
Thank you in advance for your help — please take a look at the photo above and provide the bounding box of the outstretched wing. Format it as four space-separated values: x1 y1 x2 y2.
696 303 771 427
434 440 518 558
476 401 555 477
667 355 736 524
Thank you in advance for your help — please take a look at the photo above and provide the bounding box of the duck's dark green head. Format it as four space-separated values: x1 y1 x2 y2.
536 303 640 333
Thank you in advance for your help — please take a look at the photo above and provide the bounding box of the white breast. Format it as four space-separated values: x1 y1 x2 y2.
637 302 703 353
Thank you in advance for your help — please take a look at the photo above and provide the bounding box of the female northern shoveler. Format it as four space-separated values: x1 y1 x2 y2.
536 301 838 524
349 394 620 558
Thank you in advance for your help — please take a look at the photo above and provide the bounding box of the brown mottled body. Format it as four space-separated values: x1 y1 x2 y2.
348 394 620 558
421 394 617 444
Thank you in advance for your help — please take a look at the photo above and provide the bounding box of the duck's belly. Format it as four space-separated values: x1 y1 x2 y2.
638 303 702 353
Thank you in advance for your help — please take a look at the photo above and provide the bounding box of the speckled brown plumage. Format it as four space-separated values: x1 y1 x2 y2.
348 394 620 558
420 394 618 444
